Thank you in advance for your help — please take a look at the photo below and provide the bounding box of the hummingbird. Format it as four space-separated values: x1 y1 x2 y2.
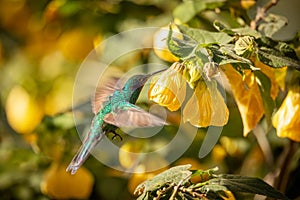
66 69 167 174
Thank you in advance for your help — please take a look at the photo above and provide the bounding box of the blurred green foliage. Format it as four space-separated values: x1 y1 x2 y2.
0 0 300 200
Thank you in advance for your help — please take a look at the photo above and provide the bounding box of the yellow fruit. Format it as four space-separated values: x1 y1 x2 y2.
240 0 256 9
93 34 104 55
6 86 43 134
153 26 180 62
119 140 146 169
41 162 94 199
272 86 300 142
59 29 94 61
212 144 227 162
44 77 73 116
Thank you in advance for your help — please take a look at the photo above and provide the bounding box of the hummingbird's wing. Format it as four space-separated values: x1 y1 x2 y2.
92 76 123 114
103 104 168 127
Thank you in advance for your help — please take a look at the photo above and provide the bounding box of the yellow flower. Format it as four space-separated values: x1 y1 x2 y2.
148 62 186 111
254 60 281 99
272 86 300 142
183 80 229 127
221 64 264 136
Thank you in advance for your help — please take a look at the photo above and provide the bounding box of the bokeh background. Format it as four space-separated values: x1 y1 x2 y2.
0 0 300 199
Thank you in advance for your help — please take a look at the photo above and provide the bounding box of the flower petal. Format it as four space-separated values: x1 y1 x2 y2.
148 62 186 111
272 87 300 142
222 64 264 136
183 80 229 127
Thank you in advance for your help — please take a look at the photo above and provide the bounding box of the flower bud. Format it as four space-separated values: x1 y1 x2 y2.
234 36 256 58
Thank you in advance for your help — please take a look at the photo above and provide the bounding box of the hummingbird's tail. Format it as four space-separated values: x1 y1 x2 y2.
66 131 104 175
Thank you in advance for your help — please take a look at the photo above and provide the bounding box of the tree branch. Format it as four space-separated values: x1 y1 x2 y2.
250 0 279 30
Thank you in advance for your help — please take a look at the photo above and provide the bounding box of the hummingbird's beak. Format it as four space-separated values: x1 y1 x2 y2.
149 68 167 76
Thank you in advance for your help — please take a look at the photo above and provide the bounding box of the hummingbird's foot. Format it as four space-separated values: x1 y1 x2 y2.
111 131 123 141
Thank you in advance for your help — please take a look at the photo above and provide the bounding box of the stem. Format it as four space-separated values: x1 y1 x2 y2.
250 0 279 30
253 125 274 168
274 140 299 193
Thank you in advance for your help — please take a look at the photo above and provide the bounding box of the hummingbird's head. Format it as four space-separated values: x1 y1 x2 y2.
127 74 152 91
125 69 166 92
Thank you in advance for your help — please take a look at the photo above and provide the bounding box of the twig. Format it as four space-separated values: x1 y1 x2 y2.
250 0 279 30
274 140 299 193
170 173 192 200
252 125 274 168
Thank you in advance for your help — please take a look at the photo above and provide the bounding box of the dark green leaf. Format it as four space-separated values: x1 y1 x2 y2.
257 37 299 59
254 71 275 129
213 21 235 35
210 46 254 71
204 0 226 9
258 13 288 37
195 47 210 65
214 21 261 38
258 47 300 70
167 26 197 59
200 184 228 193
210 174 290 200
218 45 258 70
200 185 228 200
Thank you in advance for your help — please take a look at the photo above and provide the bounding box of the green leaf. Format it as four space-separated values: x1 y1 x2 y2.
167 26 197 59
254 71 274 129
173 1 206 23
200 184 228 193
191 167 218 178
218 45 257 70
210 46 255 72
58 1 84 17
177 25 232 46
210 174 290 200
214 21 261 38
173 0 225 23
258 47 300 70
258 13 288 37
257 36 300 66
134 164 192 197
195 47 210 65
231 27 261 38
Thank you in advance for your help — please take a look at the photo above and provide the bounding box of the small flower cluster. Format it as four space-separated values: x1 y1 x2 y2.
148 62 229 127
